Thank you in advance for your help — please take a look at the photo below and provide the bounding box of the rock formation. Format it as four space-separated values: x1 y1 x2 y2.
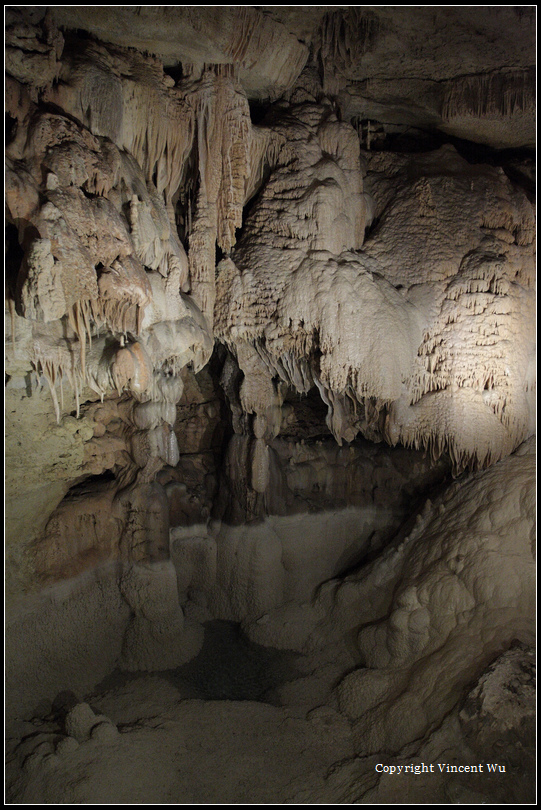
4 6 536 805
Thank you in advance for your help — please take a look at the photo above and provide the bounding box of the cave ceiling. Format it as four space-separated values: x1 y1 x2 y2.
47 5 536 147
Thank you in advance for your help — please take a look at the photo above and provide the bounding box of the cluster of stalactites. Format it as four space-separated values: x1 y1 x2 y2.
7 27 300 356
6 20 536 480
214 116 535 477
187 65 254 327
41 39 194 213
30 310 213 426
6 50 219 425
441 67 536 121
315 8 380 95
40 40 262 330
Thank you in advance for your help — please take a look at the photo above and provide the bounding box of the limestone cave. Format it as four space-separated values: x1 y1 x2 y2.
5 6 536 804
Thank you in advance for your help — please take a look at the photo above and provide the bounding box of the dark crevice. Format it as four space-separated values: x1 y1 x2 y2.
5 222 25 302
6 112 18 145
356 122 536 196
91 620 301 706
248 98 271 126
162 63 185 84
364 214 380 240
64 471 118 500
165 621 301 703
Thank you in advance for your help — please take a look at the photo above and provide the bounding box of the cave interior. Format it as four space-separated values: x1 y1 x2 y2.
4 6 536 804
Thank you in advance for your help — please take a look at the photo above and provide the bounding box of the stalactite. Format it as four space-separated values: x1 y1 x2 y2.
316 8 380 94
68 301 88 384
442 68 536 121
31 335 85 422
187 65 253 327
8 297 17 351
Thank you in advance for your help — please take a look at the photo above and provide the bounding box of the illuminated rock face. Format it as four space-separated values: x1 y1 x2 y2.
216 131 535 473
4 7 536 805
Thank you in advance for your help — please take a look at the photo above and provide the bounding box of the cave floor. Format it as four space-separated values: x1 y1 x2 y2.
6 672 354 804
6 654 535 804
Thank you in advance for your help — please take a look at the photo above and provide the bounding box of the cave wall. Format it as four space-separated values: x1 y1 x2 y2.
4 6 536 800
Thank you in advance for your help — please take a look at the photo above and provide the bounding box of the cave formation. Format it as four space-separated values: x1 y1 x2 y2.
4 6 536 804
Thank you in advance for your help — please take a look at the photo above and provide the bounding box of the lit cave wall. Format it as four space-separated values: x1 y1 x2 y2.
5 7 535 804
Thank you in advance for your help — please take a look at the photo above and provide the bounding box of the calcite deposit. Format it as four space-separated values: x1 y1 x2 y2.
4 6 536 805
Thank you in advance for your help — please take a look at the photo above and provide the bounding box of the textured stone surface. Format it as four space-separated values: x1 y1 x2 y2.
6 644 534 804
332 440 535 753
5 567 131 723
6 692 354 804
